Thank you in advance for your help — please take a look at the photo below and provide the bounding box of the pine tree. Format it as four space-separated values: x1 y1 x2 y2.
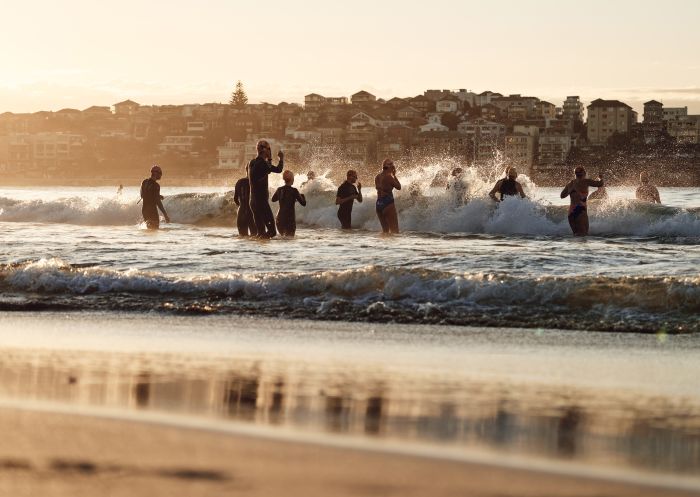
229 81 248 109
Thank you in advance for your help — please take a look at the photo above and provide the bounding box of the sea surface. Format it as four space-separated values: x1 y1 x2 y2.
1 171 699 485
0 170 698 332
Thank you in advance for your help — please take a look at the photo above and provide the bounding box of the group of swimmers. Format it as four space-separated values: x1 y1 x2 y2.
140 139 662 238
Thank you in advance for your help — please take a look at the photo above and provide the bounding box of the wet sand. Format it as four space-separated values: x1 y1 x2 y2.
1 405 699 497
0 312 699 495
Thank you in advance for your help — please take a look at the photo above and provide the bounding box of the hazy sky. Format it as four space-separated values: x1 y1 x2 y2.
1 0 699 114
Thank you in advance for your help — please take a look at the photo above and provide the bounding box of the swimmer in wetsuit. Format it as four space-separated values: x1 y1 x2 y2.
139 165 170 229
635 171 661 204
335 169 362 229
233 166 256 237
374 158 401 234
248 140 284 238
560 166 604 236
489 167 527 202
271 170 306 236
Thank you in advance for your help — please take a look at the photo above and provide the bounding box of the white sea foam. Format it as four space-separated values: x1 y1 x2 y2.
1 169 699 237
3 259 698 314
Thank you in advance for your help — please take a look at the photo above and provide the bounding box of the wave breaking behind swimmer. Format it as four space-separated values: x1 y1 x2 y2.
375 159 401 234
248 140 284 238
139 165 170 229
561 166 603 236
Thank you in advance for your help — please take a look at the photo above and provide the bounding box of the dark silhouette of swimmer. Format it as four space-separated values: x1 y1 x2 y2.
588 185 608 201
561 166 603 236
233 166 256 237
335 169 362 229
636 171 661 204
375 158 401 234
140 165 170 229
248 140 284 238
489 167 527 201
271 170 306 236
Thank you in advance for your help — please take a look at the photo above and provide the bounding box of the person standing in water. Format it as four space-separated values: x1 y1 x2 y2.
375 159 401 234
446 168 467 206
588 185 608 201
271 170 306 236
248 140 284 238
561 166 604 236
233 165 256 237
335 169 362 229
300 170 316 189
635 171 661 204
140 165 170 229
489 167 527 201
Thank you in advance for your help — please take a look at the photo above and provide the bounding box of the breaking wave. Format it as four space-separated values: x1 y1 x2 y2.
1 259 698 332
0 174 699 238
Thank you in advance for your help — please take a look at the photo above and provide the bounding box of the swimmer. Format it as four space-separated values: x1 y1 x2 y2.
588 185 608 201
271 170 306 236
300 170 316 189
139 165 170 229
335 169 362 229
560 166 604 236
248 140 284 238
375 159 401 234
446 168 466 206
233 166 256 237
489 167 526 201
635 172 661 204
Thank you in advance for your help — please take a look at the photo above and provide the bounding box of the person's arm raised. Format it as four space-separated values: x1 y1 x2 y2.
270 151 284 173
560 181 573 199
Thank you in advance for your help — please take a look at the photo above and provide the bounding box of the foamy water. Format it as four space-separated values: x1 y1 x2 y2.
0 173 699 332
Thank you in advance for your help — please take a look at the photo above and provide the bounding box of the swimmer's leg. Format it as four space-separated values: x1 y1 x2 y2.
385 203 399 234
376 208 390 233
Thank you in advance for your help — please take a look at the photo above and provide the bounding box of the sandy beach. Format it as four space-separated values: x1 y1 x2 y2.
0 312 698 495
1 404 699 497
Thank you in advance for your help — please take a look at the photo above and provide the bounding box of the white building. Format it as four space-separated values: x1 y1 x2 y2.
457 119 506 139
504 133 535 173
420 122 449 133
586 99 636 145
436 96 459 113
538 132 576 167
158 135 203 154
663 107 688 121
217 139 247 169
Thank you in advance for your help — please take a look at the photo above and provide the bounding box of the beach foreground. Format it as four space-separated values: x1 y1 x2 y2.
0 405 698 497
0 312 699 495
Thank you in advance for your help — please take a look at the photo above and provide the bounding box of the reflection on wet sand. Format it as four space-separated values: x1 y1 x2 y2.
0 349 698 475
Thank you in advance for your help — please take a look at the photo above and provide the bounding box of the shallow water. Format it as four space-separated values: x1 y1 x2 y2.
0 179 698 332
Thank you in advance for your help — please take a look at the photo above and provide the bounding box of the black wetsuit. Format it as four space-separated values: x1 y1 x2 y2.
140 178 161 229
336 181 359 229
234 177 256 236
271 185 306 236
248 156 283 237
498 178 518 200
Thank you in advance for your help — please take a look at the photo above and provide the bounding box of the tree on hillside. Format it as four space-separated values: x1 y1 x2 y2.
229 81 248 109
440 112 460 131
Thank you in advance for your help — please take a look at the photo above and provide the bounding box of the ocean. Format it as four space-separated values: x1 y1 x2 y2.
0 170 698 333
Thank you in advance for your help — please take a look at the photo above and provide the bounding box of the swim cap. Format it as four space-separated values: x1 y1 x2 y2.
151 165 162 174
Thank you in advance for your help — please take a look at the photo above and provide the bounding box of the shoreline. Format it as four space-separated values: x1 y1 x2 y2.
1 399 699 497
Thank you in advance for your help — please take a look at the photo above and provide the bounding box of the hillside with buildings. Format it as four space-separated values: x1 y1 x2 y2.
1 89 698 186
